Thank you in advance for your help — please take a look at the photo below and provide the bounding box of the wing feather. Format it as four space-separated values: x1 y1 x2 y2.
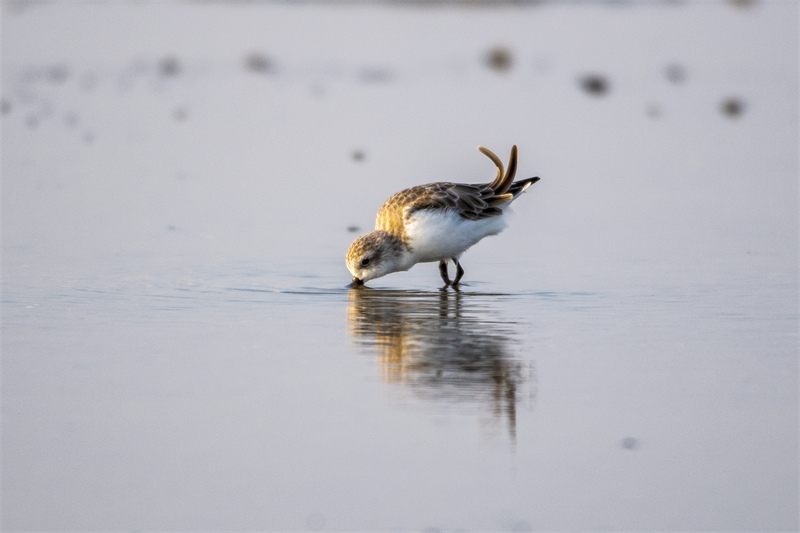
375 147 539 234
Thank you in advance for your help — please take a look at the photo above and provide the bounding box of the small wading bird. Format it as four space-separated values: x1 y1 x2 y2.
346 145 539 287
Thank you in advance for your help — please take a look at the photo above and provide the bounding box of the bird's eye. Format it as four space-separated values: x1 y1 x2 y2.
360 257 371 267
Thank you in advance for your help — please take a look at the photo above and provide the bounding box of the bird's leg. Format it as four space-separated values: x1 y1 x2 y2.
438 260 451 286
452 258 465 286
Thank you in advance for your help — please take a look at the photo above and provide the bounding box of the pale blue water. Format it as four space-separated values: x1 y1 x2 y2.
3 251 795 530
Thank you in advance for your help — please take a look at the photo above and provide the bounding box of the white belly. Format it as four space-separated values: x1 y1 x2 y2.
404 209 508 263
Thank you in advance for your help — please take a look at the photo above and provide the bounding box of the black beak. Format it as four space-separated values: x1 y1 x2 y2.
352 276 364 285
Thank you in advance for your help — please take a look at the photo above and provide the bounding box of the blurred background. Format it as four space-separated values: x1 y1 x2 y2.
4 0 795 273
2 0 797 531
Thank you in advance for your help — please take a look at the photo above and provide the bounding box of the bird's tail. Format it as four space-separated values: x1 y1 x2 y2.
507 176 540 199
478 144 539 200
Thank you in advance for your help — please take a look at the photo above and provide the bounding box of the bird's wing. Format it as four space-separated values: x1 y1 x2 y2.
376 145 538 230
404 182 505 221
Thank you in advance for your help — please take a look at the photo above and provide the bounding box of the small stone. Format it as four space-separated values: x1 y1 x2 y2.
45 64 71 84
486 46 513 73
728 0 757 8
579 74 610 96
720 97 745 118
665 63 687 84
159 56 181 77
621 437 640 450
244 52 273 74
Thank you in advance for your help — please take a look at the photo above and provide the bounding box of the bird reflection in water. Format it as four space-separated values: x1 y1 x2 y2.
347 287 534 440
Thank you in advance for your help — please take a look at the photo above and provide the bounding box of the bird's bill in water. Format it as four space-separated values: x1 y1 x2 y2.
352 276 364 285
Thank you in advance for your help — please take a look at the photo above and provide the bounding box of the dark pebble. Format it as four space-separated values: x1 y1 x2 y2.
579 74 610 96
46 64 71 84
665 63 687 84
159 56 181 77
486 46 513 73
621 436 640 450
721 97 745 118
728 0 757 7
244 52 273 74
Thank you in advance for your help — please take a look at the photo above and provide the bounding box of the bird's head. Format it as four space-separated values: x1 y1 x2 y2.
346 231 407 284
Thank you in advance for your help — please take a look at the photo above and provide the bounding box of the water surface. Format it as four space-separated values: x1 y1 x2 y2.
2 1 797 531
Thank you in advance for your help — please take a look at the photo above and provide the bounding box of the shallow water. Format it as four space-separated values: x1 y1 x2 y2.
2 1 798 531
4 252 796 530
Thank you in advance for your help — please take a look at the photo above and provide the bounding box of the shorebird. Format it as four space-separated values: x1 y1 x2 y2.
346 145 539 287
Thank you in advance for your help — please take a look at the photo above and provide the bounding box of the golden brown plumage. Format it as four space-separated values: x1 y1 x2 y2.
347 145 540 286
374 146 535 244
